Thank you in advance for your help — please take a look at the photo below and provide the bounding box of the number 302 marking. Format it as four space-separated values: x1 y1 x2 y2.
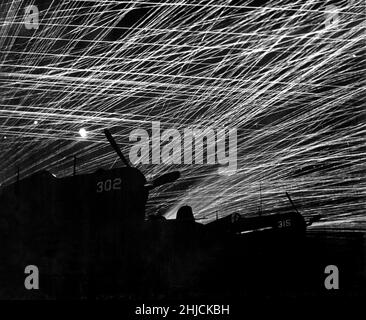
96 178 122 193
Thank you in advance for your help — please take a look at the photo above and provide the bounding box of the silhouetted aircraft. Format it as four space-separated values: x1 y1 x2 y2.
0 129 320 299
205 192 321 236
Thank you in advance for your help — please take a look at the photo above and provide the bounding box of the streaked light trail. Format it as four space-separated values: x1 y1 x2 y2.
0 0 364 228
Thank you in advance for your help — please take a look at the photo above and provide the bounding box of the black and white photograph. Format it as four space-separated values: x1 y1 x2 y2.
0 0 365 316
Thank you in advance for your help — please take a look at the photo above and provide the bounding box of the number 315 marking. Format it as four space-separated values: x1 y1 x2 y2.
278 219 292 228
96 178 121 193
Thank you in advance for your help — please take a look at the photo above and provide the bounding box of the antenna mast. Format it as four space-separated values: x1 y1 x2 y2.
259 182 263 215
73 156 77 176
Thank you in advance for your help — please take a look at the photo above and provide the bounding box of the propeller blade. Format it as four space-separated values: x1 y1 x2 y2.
145 171 180 190
104 129 131 167
285 192 300 215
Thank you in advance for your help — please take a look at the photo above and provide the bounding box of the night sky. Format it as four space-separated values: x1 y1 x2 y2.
0 0 365 229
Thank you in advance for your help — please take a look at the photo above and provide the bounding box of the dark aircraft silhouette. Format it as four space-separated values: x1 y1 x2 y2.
0 129 320 299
